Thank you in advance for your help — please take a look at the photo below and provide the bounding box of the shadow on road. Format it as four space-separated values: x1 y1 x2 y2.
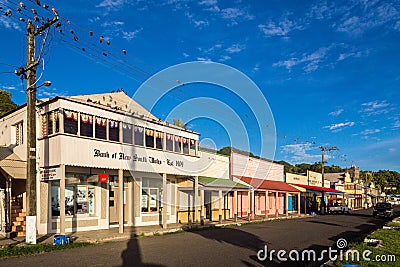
121 227 165 267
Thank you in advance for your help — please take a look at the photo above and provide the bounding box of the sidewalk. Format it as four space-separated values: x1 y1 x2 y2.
0 213 308 248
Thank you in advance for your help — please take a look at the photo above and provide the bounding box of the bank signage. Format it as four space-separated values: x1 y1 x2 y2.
56 135 207 176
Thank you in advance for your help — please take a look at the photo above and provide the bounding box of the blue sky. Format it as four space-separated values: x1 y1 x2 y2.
0 0 399 171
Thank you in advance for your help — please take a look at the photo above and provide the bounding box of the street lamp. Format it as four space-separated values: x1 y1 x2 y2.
319 146 339 215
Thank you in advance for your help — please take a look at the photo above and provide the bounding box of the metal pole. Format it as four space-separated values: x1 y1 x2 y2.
321 148 325 215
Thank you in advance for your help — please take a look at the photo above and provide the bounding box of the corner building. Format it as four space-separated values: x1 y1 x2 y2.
0 92 201 235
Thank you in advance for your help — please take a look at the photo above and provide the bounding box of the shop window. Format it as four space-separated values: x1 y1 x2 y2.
109 120 119 141
190 139 197 155
182 138 189 154
51 176 96 217
155 131 163 149
134 126 144 146
122 123 133 144
174 136 181 153
80 113 93 137
166 134 173 151
141 178 162 213
64 110 78 135
95 117 107 139
145 129 154 148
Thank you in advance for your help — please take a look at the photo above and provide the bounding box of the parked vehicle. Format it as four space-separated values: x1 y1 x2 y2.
328 203 350 214
372 202 393 217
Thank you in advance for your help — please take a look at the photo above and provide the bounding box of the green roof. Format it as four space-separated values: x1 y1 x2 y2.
197 176 251 189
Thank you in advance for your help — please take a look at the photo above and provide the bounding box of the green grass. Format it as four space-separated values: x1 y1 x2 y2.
387 221 400 228
0 242 92 258
334 229 400 267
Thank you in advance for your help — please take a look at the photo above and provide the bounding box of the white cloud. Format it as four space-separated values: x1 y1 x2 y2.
361 129 381 135
361 100 394 116
329 108 344 116
338 51 364 61
96 0 126 9
122 29 142 40
0 16 21 31
219 7 254 25
196 57 211 61
324 121 355 131
1 85 17 91
258 17 303 37
182 52 190 58
199 0 217 6
101 21 125 27
218 55 231 62
393 120 400 128
273 45 333 73
252 63 260 72
281 143 322 163
225 44 245 54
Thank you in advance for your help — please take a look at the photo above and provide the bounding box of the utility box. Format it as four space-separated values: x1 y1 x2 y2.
53 234 70 245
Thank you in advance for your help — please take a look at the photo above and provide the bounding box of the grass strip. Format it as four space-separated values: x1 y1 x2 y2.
334 229 400 267
0 242 92 258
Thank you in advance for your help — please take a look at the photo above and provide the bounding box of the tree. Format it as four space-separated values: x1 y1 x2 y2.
0 89 18 116
172 119 187 129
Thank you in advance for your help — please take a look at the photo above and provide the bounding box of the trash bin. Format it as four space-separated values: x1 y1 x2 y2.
53 234 70 245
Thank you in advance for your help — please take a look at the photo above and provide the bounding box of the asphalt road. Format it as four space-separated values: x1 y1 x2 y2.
1 207 398 267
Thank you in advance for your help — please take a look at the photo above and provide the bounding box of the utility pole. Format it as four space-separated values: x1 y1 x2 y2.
319 146 338 215
20 17 58 244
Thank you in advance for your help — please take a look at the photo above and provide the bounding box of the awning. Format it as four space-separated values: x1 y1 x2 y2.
0 147 26 179
290 184 343 195
240 177 300 192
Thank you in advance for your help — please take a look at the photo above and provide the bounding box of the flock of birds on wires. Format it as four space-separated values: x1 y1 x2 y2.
0 0 353 167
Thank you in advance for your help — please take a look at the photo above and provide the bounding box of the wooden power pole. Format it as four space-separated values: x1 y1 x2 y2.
23 17 58 244
319 146 338 215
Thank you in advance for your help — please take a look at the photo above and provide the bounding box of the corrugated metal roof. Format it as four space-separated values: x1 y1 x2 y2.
240 177 300 192
197 176 251 190
67 91 158 120
0 146 26 179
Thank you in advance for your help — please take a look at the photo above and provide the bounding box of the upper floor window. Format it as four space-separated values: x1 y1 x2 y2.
155 131 163 149
14 121 23 146
80 113 93 137
182 138 189 154
95 117 107 139
166 134 173 151
64 110 78 135
174 136 181 153
122 123 133 144
190 139 197 156
109 120 119 141
47 113 53 135
145 129 154 148
134 126 144 146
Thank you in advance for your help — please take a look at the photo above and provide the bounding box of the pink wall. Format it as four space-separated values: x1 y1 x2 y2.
231 152 284 182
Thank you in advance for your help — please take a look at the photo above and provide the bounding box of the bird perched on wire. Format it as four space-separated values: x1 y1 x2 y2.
51 7 58 16
35 0 41 5
19 2 26 8
5 10 12 16
31 8 37 15
99 36 104 43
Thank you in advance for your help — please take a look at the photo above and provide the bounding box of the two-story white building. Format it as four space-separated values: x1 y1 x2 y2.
0 91 206 235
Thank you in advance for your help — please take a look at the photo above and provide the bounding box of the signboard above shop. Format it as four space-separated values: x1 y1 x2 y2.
86 173 109 183
40 166 61 181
